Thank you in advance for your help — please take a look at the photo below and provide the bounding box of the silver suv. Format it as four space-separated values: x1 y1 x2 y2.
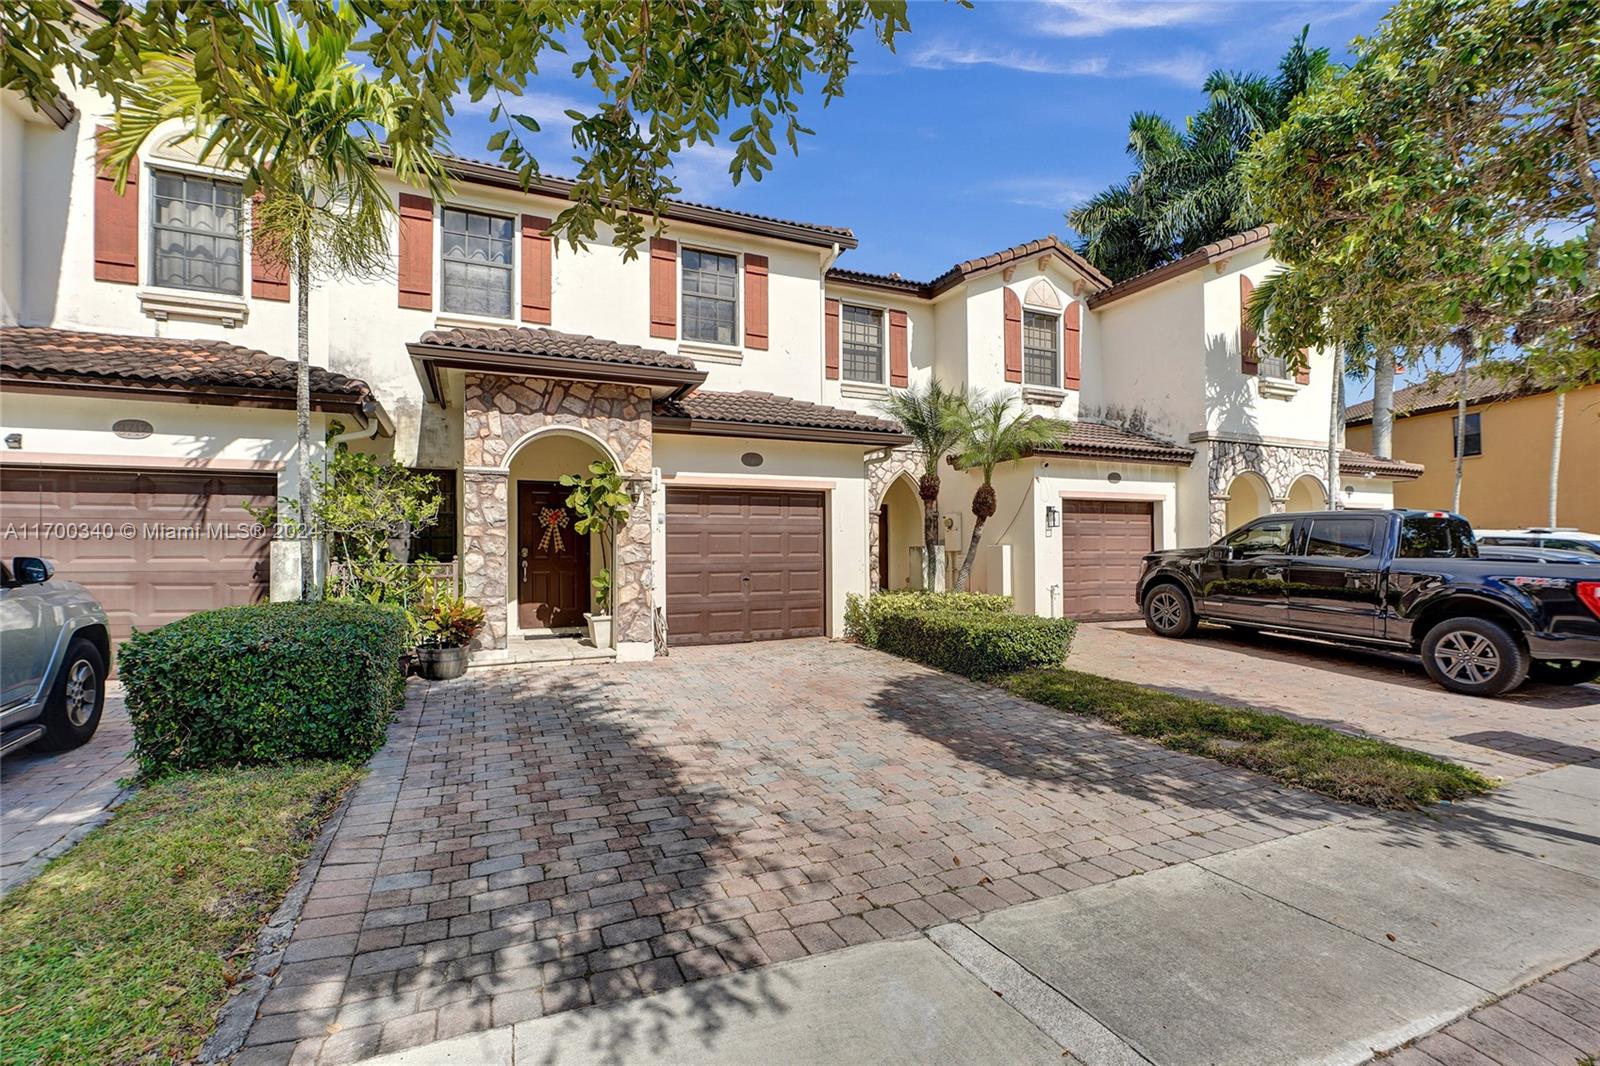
1 558 110 756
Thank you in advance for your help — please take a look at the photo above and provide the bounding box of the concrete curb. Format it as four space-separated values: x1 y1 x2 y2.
200 781 356 1064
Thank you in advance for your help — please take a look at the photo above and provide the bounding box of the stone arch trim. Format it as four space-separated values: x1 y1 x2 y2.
1206 439 1334 540
500 423 622 474
866 445 926 592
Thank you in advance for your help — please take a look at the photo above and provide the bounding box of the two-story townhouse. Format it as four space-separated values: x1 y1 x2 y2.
0 76 1421 663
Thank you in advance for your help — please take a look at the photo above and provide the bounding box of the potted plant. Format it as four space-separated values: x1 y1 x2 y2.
559 459 632 649
415 593 485 680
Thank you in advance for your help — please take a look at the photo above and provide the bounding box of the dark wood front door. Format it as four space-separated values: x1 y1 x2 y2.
878 504 890 590
517 480 589 629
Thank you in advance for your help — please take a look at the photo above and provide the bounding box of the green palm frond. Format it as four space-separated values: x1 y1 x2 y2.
953 392 1071 482
876 381 967 476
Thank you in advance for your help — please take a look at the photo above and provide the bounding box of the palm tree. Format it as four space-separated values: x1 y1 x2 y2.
102 1 448 600
878 382 966 592
950 393 1070 592
1069 28 1331 281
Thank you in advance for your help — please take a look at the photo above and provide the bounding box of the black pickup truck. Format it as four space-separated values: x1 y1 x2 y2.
1136 510 1600 696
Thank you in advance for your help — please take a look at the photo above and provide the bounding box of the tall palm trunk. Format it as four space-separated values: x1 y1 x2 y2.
920 476 941 592
1371 348 1395 458
1548 391 1566 527
296 252 315 601
955 482 995 592
1450 333 1474 514
1326 356 1342 508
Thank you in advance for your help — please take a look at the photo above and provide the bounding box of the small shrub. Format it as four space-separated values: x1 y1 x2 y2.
418 593 485 648
846 590 1074 678
844 590 1012 647
120 601 411 778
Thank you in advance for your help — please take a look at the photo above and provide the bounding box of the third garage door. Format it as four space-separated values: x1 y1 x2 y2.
665 488 825 646
1060 499 1153 620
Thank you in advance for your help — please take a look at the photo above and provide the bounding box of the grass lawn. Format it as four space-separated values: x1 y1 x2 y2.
1002 668 1494 809
0 762 360 1066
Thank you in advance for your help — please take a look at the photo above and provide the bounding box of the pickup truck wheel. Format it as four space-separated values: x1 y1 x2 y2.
1528 659 1600 686
36 639 106 752
1143 585 1197 638
1421 618 1529 697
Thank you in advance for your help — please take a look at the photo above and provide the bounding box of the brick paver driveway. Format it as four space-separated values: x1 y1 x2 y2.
1070 622 1600 781
0 691 133 895
238 639 1360 1065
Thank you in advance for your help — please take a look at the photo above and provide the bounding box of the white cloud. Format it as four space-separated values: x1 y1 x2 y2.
1033 0 1222 38
1124 50 1214 85
450 89 593 141
668 142 738 201
908 40 1108 76
989 176 1095 210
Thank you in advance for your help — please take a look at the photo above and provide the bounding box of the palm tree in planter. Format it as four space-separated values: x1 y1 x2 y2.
103 1 448 600
559 460 632 649
951 392 1071 592
878 382 967 592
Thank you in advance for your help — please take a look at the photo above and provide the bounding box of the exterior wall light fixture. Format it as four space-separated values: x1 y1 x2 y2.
1045 505 1060 531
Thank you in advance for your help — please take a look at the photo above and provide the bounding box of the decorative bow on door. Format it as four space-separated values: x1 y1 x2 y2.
537 506 569 553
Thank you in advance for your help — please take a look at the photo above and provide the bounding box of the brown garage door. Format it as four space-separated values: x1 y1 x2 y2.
0 467 276 652
666 488 825 646
1060 499 1153 620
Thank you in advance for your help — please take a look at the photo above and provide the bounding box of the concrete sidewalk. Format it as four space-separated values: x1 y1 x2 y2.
352 764 1600 1066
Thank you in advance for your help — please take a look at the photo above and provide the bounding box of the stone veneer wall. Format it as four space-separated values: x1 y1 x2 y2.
461 374 655 652
1206 439 1334 540
865 445 928 592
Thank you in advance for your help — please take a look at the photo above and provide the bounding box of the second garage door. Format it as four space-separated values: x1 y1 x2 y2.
665 488 825 646
0 467 276 653
1060 499 1154 620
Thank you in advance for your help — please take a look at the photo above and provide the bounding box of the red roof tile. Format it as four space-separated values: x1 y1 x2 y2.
1087 226 1275 308
1345 366 1544 424
1031 422 1196 465
655 390 907 440
1339 448 1424 479
416 326 698 372
828 236 1112 299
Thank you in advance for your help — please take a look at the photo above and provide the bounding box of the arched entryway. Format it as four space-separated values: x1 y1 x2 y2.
505 428 616 633
877 473 925 591
1224 471 1272 533
1286 474 1326 513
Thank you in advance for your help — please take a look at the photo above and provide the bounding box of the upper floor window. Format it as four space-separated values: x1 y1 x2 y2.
841 304 885 383
1022 311 1058 387
1257 350 1288 379
682 248 738 344
441 208 514 318
1452 413 1482 457
150 171 243 295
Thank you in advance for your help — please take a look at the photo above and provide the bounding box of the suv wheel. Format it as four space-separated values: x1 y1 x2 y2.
1143 584 1197 638
1421 618 1529 697
1528 659 1600 686
36 639 106 752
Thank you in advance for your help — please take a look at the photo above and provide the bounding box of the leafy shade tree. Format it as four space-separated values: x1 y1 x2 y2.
101 3 449 600
950 393 1070 592
878 382 967 592
1069 29 1330 281
1243 0 1600 407
3 1 910 255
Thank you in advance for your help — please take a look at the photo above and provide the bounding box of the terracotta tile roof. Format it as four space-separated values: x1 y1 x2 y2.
416 326 698 372
1339 449 1424 479
433 155 857 249
827 236 1112 300
1030 421 1196 465
655 390 908 439
1087 225 1276 308
1345 366 1544 424
0 325 372 400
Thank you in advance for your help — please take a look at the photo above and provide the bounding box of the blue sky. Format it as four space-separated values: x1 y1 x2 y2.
444 0 1401 395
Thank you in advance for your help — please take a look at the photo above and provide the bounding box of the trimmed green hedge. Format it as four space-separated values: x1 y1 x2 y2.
120 601 411 779
845 591 1076 678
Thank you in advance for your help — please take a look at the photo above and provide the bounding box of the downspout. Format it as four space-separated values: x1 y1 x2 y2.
326 397 384 453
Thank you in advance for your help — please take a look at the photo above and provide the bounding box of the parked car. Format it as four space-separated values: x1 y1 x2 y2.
1136 510 1600 697
1476 528 1600 559
1 557 111 755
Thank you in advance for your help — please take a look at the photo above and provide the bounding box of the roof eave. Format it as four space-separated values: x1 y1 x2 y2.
406 342 707 406
653 415 910 448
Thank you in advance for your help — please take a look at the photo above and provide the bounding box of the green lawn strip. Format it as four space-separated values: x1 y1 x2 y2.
0 762 360 1066
1001 668 1494 809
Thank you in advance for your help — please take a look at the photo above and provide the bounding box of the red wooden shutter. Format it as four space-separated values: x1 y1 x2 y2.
397 193 433 310
93 125 139 285
1239 274 1259 374
250 194 290 301
888 309 909 387
744 253 769 349
824 298 841 380
521 214 552 324
1003 288 1023 383
1296 348 1312 385
1063 301 1082 390
650 237 677 339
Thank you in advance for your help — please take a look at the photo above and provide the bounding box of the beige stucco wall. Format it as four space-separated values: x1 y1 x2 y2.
1346 386 1600 530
